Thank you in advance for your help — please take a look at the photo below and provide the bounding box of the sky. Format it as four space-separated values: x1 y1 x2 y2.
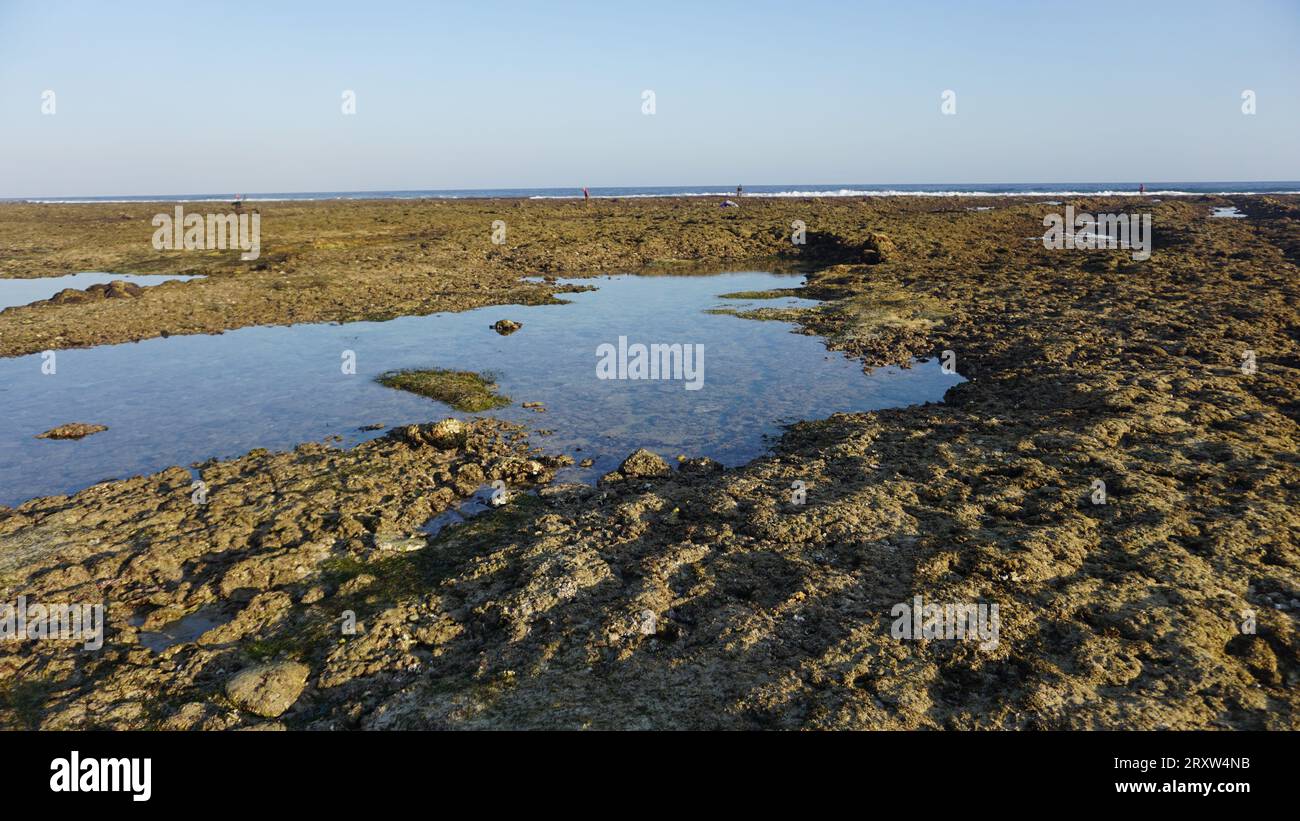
1 0 1298 197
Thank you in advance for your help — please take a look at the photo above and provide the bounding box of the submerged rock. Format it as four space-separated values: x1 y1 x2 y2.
376 368 510 412
491 319 523 335
36 423 108 440
225 661 310 718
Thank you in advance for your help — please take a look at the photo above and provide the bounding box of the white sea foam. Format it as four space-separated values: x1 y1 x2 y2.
530 188 1300 200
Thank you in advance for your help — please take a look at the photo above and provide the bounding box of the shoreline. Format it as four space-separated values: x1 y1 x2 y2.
6 181 1300 205
11 193 1300 206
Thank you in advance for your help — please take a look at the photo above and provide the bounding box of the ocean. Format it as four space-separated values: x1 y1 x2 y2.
8 181 1300 204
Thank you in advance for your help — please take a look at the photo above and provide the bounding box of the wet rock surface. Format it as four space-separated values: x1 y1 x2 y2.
0 195 1297 729
491 319 522 335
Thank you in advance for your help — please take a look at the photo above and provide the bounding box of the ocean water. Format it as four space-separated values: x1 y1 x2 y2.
9 181 1299 204
0 271 963 507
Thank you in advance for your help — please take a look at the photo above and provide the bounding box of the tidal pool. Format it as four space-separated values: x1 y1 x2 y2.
0 272 204 311
132 606 232 654
0 271 962 506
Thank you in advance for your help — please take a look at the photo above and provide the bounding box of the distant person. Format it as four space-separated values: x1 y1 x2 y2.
1139 183 1145 195
583 186 589 203
736 185 743 198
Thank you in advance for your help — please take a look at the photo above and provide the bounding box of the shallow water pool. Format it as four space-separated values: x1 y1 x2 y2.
1210 206 1246 219
0 271 962 506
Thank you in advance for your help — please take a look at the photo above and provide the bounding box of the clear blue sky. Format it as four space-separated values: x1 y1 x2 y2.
1 0 1297 196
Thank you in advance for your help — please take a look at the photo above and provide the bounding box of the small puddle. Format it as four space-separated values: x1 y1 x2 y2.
1210 206 1246 219
0 272 203 311
421 485 514 537
132 606 232 653
0 271 964 506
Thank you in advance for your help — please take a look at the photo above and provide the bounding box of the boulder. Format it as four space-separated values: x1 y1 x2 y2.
427 418 467 448
225 661 310 718
103 280 145 299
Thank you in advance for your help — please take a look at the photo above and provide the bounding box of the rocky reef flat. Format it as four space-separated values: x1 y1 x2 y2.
1 194 1297 729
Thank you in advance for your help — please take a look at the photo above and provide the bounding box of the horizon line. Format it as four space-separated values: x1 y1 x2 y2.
6 179 1300 202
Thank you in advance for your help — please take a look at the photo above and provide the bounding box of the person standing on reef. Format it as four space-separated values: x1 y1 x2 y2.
582 186 589 204
736 184 743 198
1139 183 1145 195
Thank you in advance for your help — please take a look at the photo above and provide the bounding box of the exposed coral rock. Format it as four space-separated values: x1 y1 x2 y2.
35 423 107 440
618 448 670 478
427 418 467 448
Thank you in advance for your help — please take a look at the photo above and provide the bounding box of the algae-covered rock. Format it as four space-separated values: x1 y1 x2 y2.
376 368 509 412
